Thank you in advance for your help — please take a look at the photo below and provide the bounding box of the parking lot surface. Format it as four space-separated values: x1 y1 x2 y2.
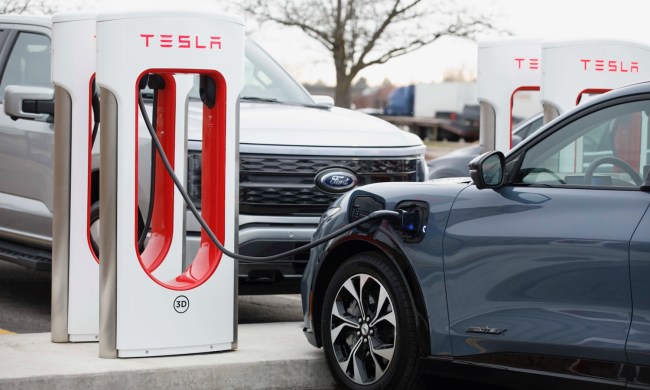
0 261 303 334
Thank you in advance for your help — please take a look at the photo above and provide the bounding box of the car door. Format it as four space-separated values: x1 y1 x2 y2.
628 193 650 388
443 97 650 383
0 27 53 246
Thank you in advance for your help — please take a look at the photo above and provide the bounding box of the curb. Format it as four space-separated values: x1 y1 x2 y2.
0 322 335 390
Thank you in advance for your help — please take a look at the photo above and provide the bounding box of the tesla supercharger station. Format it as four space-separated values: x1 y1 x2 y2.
541 39 650 122
477 38 542 152
51 12 98 343
96 10 243 358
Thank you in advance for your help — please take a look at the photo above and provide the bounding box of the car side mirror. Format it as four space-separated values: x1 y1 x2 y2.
312 95 334 108
4 85 54 122
469 151 506 189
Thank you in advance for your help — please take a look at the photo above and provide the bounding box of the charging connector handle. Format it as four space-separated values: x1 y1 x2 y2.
137 94 399 263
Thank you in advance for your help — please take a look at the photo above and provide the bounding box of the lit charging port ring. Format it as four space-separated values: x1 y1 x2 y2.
135 69 226 291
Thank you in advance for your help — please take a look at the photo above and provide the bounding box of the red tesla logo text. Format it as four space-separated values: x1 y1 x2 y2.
514 58 540 70
580 59 639 73
140 34 222 49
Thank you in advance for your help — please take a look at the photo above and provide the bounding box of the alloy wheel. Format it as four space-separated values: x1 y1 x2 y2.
329 273 396 385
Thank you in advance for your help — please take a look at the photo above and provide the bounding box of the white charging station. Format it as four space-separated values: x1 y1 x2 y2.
541 39 650 122
97 10 244 358
51 12 98 343
477 38 542 152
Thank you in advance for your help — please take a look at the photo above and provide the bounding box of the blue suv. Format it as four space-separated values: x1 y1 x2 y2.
301 81 650 389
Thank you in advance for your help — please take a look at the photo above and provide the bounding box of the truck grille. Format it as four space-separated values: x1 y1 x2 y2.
187 152 420 216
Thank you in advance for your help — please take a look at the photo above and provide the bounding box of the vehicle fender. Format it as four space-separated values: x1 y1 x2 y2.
311 228 431 356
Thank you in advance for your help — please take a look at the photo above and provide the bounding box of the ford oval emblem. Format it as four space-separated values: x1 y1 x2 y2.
315 168 358 194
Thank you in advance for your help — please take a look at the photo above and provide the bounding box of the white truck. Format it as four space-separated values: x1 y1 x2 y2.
0 15 428 294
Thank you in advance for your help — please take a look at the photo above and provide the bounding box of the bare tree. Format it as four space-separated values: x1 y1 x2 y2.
0 0 57 15
241 0 501 108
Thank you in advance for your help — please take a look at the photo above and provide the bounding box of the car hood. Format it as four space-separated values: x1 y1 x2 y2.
352 177 472 203
187 101 424 148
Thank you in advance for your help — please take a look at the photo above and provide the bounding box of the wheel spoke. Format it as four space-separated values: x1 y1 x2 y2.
342 278 365 319
372 286 389 323
352 345 368 383
337 337 363 374
330 322 357 343
370 340 395 362
369 342 387 378
371 308 395 328
358 274 372 321
332 302 360 329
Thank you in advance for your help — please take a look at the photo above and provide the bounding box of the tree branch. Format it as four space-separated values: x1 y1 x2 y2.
237 0 504 107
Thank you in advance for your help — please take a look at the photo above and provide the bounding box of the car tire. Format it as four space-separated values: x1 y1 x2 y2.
320 251 421 390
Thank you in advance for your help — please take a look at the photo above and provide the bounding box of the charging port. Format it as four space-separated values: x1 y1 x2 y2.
394 201 429 243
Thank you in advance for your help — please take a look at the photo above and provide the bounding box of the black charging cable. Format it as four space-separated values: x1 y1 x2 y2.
136 91 400 263
137 76 163 252
91 78 100 146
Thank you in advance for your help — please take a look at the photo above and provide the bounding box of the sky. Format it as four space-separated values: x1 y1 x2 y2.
49 0 650 87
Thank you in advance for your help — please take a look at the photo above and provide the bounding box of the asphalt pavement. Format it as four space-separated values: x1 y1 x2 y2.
0 261 304 334
0 262 50 334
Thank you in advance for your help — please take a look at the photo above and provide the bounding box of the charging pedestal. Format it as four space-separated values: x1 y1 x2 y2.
541 39 650 122
97 10 244 358
477 38 542 152
51 12 98 343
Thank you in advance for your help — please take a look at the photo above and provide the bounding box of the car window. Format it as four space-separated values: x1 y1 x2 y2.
516 100 650 188
515 115 544 139
0 32 51 101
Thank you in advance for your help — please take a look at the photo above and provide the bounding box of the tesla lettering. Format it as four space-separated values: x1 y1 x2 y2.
580 59 639 73
139 34 222 49
514 57 540 70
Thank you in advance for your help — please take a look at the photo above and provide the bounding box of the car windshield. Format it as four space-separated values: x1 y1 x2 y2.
187 39 315 106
